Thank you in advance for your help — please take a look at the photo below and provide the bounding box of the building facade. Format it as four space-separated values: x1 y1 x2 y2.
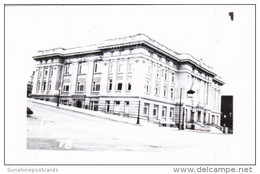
31 34 224 129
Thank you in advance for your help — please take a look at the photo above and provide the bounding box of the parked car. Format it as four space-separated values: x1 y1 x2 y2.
27 107 33 115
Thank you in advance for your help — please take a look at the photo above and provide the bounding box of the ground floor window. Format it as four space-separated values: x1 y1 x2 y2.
153 105 158 118
143 103 149 116
162 106 167 118
90 101 99 111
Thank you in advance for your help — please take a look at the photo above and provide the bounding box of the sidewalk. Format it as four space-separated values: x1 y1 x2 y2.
27 98 157 128
27 98 223 134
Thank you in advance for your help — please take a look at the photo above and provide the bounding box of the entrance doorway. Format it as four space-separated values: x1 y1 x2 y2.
76 100 82 108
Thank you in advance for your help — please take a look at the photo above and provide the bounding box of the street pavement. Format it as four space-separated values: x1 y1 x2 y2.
27 100 253 164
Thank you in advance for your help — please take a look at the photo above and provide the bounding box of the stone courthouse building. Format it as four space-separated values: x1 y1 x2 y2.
31 34 224 129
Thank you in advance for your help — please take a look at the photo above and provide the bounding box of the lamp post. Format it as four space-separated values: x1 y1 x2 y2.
56 87 61 107
136 99 141 124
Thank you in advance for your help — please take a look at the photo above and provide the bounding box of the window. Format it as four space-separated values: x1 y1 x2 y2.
115 101 120 105
172 73 175 82
161 69 164 77
78 63 82 74
170 108 174 118
147 65 151 74
118 64 124 73
117 83 123 91
128 63 132 72
77 81 85 91
170 88 174 98
164 70 168 80
63 84 70 92
38 71 42 78
145 80 150 93
109 64 113 73
47 81 52 91
36 81 40 91
44 69 48 77
154 82 159 95
108 79 113 91
163 85 167 97
64 64 70 75
94 62 98 73
42 81 46 91
156 68 160 78
127 82 132 91
92 81 100 91
153 105 159 117
143 103 149 115
49 67 53 77
162 106 167 117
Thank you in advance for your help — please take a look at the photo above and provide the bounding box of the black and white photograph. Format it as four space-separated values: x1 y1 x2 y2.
3 2 257 173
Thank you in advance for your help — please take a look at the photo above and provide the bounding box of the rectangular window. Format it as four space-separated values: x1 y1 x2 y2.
92 81 100 91
172 73 175 82
117 83 123 90
161 69 164 78
164 70 168 80
153 105 159 117
44 69 48 77
42 81 46 91
163 85 167 97
147 65 151 74
78 63 82 74
156 68 160 78
38 71 42 78
94 62 98 73
47 81 52 91
162 106 167 117
63 84 70 92
109 64 113 73
128 63 132 72
77 81 85 91
64 65 70 75
118 64 124 73
108 79 113 91
170 88 174 98
143 103 149 115
154 83 159 95
36 81 40 91
49 67 53 77
145 80 150 93
170 108 174 118
127 82 132 91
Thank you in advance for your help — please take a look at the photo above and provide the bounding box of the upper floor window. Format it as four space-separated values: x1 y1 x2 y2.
94 62 98 73
47 81 52 91
36 81 40 91
63 84 70 92
78 63 82 74
42 81 46 91
117 82 123 91
64 64 70 75
172 73 175 83
156 68 160 78
108 79 113 91
128 63 133 72
164 70 168 80
49 67 53 77
76 81 85 92
92 81 100 91
38 71 42 78
170 88 174 99
127 82 132 91
154 82 159 95
118 64 124 73
109 64 113 73
44 68 48 77
163 85 167 97
145 80 150 93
